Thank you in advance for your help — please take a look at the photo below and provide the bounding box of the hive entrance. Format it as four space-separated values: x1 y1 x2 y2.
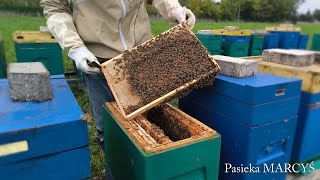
108 102 216 153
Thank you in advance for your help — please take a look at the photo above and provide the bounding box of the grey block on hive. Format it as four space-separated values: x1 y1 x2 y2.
7 62 53 101
314 51 320 64
288 49 320 65
262 49 315 67
197 30 213 34
212 55 258 78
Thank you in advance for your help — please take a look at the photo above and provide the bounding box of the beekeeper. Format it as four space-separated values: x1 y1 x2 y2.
40 0 196 146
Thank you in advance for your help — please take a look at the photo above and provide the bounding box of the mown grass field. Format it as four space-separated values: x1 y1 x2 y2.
1 16 320 176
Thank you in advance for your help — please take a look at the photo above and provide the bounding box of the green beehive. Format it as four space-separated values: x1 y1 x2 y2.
221 42 249 57
0 32 6 78
312 34 320 51
249 34 264 56
103 102 221 180
13 31 64 75
196 34 222 55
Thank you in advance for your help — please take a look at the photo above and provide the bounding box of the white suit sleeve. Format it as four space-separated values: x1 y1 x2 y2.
40 0 84 51
152 0 181 23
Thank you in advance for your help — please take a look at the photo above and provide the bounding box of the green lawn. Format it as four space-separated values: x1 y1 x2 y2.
1 16 320 176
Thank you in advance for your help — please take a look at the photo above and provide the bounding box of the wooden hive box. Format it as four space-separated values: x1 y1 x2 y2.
103 102 221 180
242 55 320 163
0 75 90 179
13 31 64 75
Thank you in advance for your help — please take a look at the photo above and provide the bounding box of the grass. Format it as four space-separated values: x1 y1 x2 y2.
1 16 320 176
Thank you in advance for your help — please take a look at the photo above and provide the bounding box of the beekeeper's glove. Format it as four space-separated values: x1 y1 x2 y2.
68 46 101 74
172 6 196 29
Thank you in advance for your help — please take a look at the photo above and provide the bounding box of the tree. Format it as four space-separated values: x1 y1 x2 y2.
299 10 314 22
314 9 320 21
186 0 222 21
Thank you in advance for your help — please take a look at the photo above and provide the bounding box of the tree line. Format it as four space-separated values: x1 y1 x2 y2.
1 0 319 22
148 0 319 22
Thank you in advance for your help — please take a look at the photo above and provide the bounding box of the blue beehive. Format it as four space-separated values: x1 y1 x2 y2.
291 92 320 163
180 73 302 180
0 75 91 180
257 61 320 165
270 31 300 49
222 35 251 43
298 34 309 50
263 33 280 50
301 91 320 104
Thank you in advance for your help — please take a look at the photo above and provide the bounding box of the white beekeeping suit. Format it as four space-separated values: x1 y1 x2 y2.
40 0 196 146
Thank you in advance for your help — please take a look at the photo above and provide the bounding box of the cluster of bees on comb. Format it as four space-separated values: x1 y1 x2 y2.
114 24 219 114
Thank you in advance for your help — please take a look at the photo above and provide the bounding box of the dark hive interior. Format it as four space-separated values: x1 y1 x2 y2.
147 105 193 142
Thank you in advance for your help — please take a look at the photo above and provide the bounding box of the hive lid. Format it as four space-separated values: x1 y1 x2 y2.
265 26 301 32
13 31 57 43
212 29 251 36
101 23 220 120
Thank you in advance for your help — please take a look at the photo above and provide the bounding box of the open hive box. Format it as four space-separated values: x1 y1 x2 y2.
103 102 221 180
106 102 218 152
102 23 221 179
101 23 220 119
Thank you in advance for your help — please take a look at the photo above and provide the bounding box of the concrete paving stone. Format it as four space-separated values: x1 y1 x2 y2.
7 62 53 101
313 51 320 64
262 49 315 67
197 30 213 34
212 55 258 78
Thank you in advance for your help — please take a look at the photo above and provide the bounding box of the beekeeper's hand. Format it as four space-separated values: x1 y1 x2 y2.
68 46 101 74
172 6 196 29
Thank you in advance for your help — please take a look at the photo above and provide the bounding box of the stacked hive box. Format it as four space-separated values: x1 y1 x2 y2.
180 73 302 180
298 34 309 50
265 26 301 49
0 75 90 179
0 32 6 78
213 29 251 57
103 103 221 180
13 31 64 75
196 33 222 55
249 32 265 56
263 33 280 50
258 60 320 177
312 34 320 51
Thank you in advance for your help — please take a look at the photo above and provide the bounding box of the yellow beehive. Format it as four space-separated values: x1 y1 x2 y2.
13 31 57 43
265 26 301 32
212 29 251 36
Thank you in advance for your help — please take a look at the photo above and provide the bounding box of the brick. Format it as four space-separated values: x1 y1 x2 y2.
212 55 258 78
7 62 53 101
262 49 315 67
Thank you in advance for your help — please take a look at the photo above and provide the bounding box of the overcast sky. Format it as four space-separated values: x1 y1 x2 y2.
298 0 320 13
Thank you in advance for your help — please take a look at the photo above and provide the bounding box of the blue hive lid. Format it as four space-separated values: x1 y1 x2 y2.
212 73 302 105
